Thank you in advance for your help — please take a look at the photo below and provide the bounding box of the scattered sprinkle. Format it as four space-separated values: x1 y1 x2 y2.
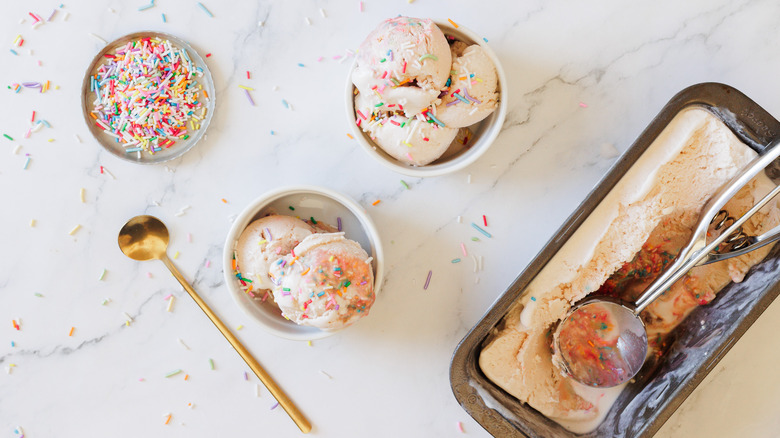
209 358 215 370
69 224 82 235
164 414 172 425
320 370 333 379
423 270 432 290
337 217 342 231
98 268 106 281
531 296 537 301
372 199 381 206
178 338 190 350
358 1 363 12
304 17 311 26
579 102 588 108
457 421 465 433
483 37 489 42
165 369 182 378
270 401 280 410
319 8 326 18
162 13 166 22
471 223 492 238
452 258 461 263
166 295 175 312
68 326 75 336
80 188 86 203
483 215 488 226
197 2 213 17
400 180 410 190
346 133 354 139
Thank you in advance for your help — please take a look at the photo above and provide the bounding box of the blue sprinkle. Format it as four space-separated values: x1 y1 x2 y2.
10 341 15 347
281 99 289 109
451 258 461 263
297 63 305 67
531 297 536 301
270 130 275 135
10 49 18 56
197 2 213 17
162 13 167 22
483 37 488 42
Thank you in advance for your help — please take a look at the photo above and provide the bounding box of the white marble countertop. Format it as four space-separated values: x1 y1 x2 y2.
2 1 780 437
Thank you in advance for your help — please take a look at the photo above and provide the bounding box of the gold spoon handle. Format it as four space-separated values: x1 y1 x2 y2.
160 255 312 434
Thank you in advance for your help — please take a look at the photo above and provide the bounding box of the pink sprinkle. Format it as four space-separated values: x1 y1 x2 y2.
460 243 467 257
358 1 363 12
205 260 211 268
579 102 588 108
423 270 432 290
262 292 269 302
356 109 367 120
187 233 192 243
147 272 153 278
317 56 324 62
164 294 172 300
406 152 413 161
333 55 342 60
457 421 464 433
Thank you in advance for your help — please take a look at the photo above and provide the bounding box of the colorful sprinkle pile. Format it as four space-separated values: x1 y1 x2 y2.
89 37 207 156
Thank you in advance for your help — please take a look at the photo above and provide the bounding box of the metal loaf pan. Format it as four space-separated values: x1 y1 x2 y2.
450 83 780 437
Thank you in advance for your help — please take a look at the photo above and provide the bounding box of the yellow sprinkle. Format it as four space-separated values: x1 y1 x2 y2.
238 85 254 91
80 188 86 203
307 340 312 347
167 296 175 313
237 325 243 330
68 224 81 235
173 251 180 259
30 219 36 227
346 133 354 139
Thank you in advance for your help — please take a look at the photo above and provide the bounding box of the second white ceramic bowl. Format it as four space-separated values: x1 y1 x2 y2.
345 20 507 177
223 186 384 341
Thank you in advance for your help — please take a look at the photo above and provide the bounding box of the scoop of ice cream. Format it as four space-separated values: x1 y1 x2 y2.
268 233 375 330
435 44 499 128
352 16 451 117
235 215 315 291
437 127 472 161
355 91 457 166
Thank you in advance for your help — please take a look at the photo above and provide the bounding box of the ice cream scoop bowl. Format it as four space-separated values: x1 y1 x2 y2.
118 215 312 433
554 140 780 388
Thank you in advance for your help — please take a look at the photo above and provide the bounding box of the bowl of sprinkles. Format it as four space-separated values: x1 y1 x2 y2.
81 31 215 164
223 186 384 341
346 18 507 177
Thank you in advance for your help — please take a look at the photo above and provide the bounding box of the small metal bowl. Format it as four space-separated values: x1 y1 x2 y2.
345 21 507 178
223 186 385 341
80 31 216 164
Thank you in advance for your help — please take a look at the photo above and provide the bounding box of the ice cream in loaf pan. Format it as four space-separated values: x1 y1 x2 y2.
479 107 780 433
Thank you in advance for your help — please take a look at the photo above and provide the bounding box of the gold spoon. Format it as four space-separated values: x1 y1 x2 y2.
118 215 312 433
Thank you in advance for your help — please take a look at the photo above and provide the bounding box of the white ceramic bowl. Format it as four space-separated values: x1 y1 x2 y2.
223 186 384 341
345 20 507 177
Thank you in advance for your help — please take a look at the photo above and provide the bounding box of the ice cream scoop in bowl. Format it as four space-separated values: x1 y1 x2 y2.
553 142 780 388
345 18 507 177
223 186 384 341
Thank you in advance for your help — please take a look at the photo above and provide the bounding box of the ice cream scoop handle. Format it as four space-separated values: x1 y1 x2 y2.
160 254 313 434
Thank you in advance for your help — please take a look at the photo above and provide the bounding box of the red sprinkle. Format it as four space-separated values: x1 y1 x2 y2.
402 61 407 73
246 71 251 79
483 215 488 226
206 53 212 58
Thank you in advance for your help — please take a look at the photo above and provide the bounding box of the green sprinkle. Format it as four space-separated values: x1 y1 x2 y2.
2 134 13 141
34 293 44 297
344 280 351 287
165 369 182 378
283 288 291 291
471 237 480 242
288 206 295 211
418 54 438 62
379 58 386 63
400 180 410 190
209 358 215 370
374 102 384 107
310 216 317 225
451 258 461 263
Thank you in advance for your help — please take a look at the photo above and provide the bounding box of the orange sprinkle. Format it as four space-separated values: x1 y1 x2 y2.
372 200 381 206
587 340 595 347
232 259 236 270
346 133 354 139
301 267 310 276
164 414 172 425
69 327 75 336
221 198 228 203
448 18 459 28
90 112 98 120
203 90 209 99
184 374 189 381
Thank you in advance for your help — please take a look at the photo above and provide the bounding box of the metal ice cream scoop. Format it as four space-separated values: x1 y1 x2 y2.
553 140 780 388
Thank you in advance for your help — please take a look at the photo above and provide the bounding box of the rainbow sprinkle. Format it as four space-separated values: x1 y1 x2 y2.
89 37 206 156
